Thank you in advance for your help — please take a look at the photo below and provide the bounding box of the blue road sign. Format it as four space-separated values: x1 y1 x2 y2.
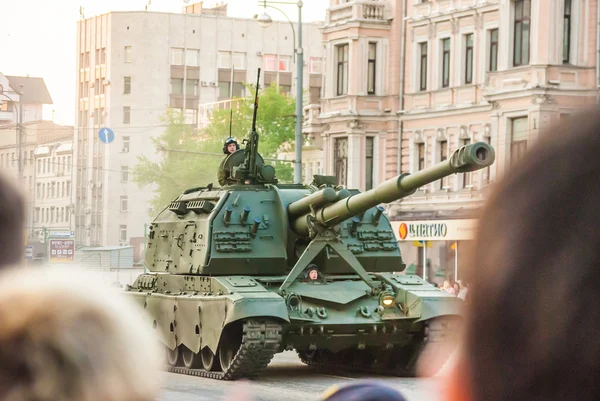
98 127 115 144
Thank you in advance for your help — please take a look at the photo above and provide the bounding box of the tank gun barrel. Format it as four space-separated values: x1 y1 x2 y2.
291 142 495 236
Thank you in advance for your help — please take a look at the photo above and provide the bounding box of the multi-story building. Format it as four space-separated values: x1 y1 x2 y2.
0 73 53 125
302 0 598 282
302 0 402 189
388 0 599 280
32 137 75 241
74 3 324 259
0 120 74 241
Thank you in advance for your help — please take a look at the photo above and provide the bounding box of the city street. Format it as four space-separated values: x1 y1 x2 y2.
157 351 444 401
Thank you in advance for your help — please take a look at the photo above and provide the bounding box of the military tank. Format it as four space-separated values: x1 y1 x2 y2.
124 69 495 380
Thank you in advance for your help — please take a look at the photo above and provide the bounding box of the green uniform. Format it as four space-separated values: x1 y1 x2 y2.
217 157 229 186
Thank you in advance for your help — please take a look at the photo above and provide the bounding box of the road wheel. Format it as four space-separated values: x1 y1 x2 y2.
201 347 220 371
166 346 181 367
218 322 243 372
181 346 202 369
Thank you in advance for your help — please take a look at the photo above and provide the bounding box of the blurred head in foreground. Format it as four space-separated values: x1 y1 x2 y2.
0 267 161 401
321 381 407 401
0 172 25 268
444 107 600 401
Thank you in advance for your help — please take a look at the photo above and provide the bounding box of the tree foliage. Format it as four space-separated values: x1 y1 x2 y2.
133 83 296 215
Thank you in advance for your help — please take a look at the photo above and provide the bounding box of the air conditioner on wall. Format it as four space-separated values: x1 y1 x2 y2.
210 82 218 87
201 81 209 86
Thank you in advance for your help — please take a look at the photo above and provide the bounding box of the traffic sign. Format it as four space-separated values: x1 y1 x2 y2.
49 240 75 263
98 127 115 144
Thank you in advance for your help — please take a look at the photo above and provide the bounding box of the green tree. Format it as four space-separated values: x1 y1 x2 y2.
133 83 296 215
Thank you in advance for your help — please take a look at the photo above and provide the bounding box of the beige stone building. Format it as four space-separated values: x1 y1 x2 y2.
303 0 599 282
74 3 324 257
302 0 402 189
0 121 74 242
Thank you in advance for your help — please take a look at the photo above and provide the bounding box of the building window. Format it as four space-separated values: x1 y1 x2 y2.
122 136 130 153
441 38 451 88
171 78 183 94
119 225 127 242
439 140 448 189
218 51 231 68
120 196 128 212
67 181 71 196
171 48 184 65
124 76 131 94
218 51 246 69
514 0 531 67
232 52 246 69
185 49 199 67
36 183 41 198
462 138 472 188
309 57 323 74
124 46 132 63
123 106 131 124
511 117 529 166
367 43 376 95
264 54 277 71
489 29 499 72
417 143 425 170
278 56 291 72
233 82 245 98
365 137 374 190
121 166 129 182
185 79 199 96
218 82 230 100
464 33 474 84
334 137 348 187
419 42 428 91
563 0 572 63
336 44 349 96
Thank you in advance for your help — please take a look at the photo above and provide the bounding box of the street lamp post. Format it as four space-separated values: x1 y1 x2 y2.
255 0 304 184
0 86 24 180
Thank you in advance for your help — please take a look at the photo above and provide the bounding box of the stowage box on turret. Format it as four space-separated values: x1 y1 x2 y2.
124 70 496 380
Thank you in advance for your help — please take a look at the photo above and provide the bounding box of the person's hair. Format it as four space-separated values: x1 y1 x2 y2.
0 267 162 401
463 106 600 401
0 173 25 268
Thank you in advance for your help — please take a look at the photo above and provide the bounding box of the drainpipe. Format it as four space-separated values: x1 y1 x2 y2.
397 0 408 175
597 0 600 104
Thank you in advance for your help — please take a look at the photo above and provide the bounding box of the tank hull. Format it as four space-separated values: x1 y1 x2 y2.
125 272 461 379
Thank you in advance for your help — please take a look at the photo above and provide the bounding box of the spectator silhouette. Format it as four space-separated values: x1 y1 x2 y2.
0 267 161 401
442 106 600 401
0 172 25 268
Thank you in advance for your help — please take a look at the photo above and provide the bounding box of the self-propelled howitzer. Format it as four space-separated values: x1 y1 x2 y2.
124 70 496 381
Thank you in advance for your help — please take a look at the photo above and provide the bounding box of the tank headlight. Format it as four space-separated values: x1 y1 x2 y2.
380 293 395 307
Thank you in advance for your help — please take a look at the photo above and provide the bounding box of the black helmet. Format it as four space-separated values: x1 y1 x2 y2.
223 137 239 154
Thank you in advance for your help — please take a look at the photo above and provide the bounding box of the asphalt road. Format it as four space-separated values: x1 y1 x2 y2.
156 351 445 401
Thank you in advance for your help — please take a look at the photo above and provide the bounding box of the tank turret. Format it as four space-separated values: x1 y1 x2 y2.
124 69 497 382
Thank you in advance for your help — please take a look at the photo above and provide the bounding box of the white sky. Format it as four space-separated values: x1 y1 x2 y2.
0 0 327 126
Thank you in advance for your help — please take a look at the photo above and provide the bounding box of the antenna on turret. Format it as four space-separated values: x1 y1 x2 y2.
228 65 234 138
247 68 261 177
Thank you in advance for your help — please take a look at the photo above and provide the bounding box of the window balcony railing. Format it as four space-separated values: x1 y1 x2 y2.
327 0 388 25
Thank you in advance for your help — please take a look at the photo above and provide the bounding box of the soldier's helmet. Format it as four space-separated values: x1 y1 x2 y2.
223 137 240 154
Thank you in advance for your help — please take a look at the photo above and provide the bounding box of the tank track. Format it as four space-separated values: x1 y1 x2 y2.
167 319 282 380
297 317 459 377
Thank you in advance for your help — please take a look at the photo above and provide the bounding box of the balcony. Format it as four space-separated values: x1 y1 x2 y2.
326 0 389 26
484 65 597 97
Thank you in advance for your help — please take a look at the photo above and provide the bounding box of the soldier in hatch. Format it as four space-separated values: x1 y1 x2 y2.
217 137 240 186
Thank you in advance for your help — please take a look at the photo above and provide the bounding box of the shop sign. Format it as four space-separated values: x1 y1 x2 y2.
49 239 75 263
391 219 478 241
